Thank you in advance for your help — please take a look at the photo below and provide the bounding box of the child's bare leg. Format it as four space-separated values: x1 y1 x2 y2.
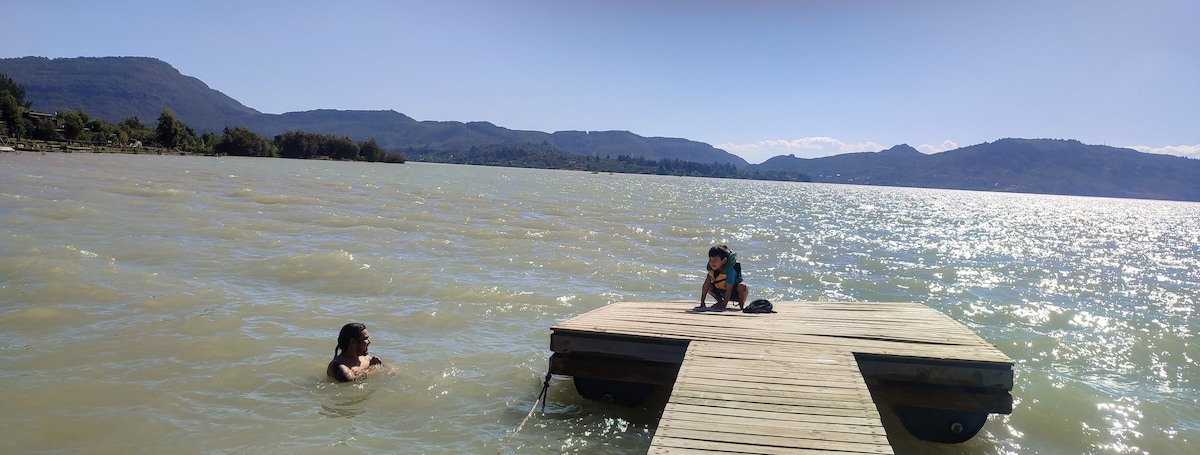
710 289 731 310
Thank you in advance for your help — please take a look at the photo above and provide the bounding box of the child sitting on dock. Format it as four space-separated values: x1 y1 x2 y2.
697 244 748 312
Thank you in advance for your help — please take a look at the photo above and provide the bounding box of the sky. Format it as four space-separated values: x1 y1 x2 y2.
5 1 1198 163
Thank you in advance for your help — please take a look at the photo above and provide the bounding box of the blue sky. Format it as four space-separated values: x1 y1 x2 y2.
6 1 1197 163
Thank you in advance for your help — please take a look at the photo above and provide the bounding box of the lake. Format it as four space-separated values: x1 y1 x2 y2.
1 152 1196 454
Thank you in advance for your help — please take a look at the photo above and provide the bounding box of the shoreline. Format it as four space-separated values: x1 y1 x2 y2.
2 140 193 156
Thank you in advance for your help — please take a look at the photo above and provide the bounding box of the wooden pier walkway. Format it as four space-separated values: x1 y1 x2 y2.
549 301 1014 454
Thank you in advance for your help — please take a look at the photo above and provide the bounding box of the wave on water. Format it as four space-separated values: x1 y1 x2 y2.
0 154 1196 454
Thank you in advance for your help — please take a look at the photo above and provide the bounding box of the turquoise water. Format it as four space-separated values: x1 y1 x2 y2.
1 153 1196 454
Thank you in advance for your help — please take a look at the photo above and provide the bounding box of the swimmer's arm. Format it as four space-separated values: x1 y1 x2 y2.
338 364 360 384
328 362 354 382
371 356 397 376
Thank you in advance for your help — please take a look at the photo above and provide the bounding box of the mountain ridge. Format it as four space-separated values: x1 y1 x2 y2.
3 56 1197 201
753 138 1200 201
0 56 746 167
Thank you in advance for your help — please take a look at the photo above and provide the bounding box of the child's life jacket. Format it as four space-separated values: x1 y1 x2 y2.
707 252 743 291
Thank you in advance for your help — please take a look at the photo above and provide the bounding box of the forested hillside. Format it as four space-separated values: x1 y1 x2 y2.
0 56 260 132
0 56 747 167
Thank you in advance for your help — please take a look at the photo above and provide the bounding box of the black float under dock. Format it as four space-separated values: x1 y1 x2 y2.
549 301 1014 454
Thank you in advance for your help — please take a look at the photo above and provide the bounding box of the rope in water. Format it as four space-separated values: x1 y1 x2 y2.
497 359 553 454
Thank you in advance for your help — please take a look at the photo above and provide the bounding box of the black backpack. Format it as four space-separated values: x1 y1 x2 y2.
743 299 775 314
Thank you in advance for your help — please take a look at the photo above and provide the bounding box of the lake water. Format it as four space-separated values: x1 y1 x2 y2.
1 152 1196 454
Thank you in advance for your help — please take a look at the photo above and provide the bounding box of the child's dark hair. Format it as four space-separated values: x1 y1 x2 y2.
708 244 731 259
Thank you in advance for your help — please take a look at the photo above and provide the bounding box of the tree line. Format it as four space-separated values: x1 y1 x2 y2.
408 142 813 181
1 73 405 163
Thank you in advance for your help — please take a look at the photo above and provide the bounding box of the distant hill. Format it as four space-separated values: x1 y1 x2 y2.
0 56 746 166
0 56 262 131
4 56 1198 201
754 139 1200 201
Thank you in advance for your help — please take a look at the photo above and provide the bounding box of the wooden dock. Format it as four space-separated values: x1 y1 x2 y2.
549 301 1014 453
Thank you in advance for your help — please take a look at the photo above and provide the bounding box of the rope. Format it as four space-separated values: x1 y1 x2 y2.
498 358 554 454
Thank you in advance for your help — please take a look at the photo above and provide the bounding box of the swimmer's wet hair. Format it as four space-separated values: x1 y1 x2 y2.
335 322 367 357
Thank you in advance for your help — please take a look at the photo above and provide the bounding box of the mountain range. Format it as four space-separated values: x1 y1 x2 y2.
2 56 1197 202
0 56 741 166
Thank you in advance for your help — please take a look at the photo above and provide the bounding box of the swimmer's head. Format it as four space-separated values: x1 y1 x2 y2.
335 322 368 356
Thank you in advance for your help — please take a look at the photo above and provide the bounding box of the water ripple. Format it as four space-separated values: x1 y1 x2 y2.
0 154 1196 453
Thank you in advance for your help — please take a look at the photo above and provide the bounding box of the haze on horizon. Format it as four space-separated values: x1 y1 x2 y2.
5 1 1197 164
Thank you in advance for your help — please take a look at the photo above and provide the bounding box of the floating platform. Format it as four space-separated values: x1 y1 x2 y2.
549 301 1014 453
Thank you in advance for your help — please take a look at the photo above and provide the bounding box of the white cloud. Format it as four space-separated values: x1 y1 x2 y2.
1128 144 1200 160
716 137 886 164
916 140 959 154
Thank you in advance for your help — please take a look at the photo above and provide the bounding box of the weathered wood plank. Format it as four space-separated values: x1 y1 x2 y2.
650 429 894 454
550 331 688 363
655 421 890 446
668 395 882 419
649 436 888 455
662 403 886 431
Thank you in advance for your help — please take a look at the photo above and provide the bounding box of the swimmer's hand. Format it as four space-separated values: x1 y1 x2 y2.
369 356 397 376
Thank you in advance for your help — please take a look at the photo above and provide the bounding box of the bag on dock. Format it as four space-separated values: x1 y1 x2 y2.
743 299 775 314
